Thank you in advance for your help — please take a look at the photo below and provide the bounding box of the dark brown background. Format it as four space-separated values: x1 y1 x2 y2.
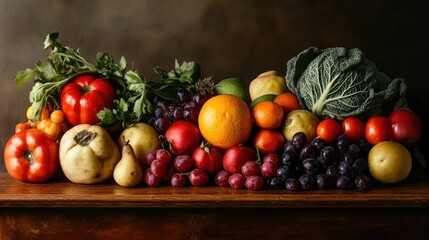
1 0 428 172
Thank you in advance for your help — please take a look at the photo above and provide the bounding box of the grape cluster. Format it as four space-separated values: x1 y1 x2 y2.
265 132 373 191
148 89 212 132
144 149 210 187
214 154 281 191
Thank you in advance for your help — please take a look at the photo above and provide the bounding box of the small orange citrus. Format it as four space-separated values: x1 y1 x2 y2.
252 101 284 129
273 92 301 114
253 129 285 154
198 94 252 150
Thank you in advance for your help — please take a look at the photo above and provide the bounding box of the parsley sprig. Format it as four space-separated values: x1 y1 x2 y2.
15 32 201 129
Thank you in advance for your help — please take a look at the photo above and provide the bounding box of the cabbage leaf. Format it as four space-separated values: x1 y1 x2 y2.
286 47 408 120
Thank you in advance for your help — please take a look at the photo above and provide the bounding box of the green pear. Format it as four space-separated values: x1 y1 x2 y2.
113 141 144 187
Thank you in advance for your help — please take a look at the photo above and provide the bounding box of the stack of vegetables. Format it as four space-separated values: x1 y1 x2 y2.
3 32 424 191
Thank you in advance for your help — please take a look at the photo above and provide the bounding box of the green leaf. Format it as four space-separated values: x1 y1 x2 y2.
97 108 117 126
15 68 37 86
36 60 58 80
43 32 59 49
119 57 127 71
124 70 143 84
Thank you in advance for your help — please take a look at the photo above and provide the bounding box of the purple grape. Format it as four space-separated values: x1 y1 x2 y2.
352 158 368 176
348 143 362 158
154 116 170 132
299 174 315 190
336 134 351 152
311 137 327 151
319 146 336 166
228 173 246 189
150 159 167 178
215 170 231 187
170 106 184 121
154 106 165 118
316 174 331 190
300 144 317 160
193 92 209 107
245 176 264 191
285 178 301 191
189 169 209 187
358 139 371 155
326 165 340 182
302 158 319 175
342 151 355 165
144 168 162 187
283 141 298 157
261 161 278 179
241 161 261 177
177 89 192 103
277 165 293 181
281 152 297 166
355 175 371 190
266 177 283 189
292 132 307 150
171 173 187 187
184 107 199 122
173 155 193 172
336 175 354 190
338 161 353 176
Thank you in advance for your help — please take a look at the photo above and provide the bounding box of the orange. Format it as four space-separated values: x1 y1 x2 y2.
253 129 285 154
273 92 301 114
252 101 284 129
198 94 252 150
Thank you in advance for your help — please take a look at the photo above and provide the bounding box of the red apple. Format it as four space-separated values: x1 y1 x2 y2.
193 145 224 174
164 120 201 155
222 145 256 174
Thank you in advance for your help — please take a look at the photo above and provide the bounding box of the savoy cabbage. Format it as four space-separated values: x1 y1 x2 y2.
286 47 408 120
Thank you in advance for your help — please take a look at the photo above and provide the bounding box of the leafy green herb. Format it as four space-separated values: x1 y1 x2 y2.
15 32 204 129
15 32 114 120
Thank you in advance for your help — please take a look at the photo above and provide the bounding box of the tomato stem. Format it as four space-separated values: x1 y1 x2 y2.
23 149 35 164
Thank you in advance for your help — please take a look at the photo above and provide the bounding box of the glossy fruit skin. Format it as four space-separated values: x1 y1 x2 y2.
4 128 59 182
273 92 301 115
61 75 116 126
388 109 421 147
317 119 342 143
223 145 256 174
252 101 284 129
365 116 392 145
165 120 201 155
342 117 365 142
253 129 285 154
192 145 225 174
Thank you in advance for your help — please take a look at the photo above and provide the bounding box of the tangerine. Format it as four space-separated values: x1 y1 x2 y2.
198 94 252 150
253 129 285 154
273 92 301 114
252 101 284 129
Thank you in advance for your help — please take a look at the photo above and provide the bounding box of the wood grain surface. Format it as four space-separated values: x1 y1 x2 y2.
1 166 429 209
1 167 429 239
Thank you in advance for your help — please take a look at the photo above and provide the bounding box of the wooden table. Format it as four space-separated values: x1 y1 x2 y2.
1 167 429 240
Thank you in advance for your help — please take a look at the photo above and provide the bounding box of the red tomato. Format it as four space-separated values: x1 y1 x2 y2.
389 108 421 147
365 116 392 145
4 128 59 183
342 117 365 142
192 145 225 174
164 120 201 155
316 119 342 143
61 75 116 126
